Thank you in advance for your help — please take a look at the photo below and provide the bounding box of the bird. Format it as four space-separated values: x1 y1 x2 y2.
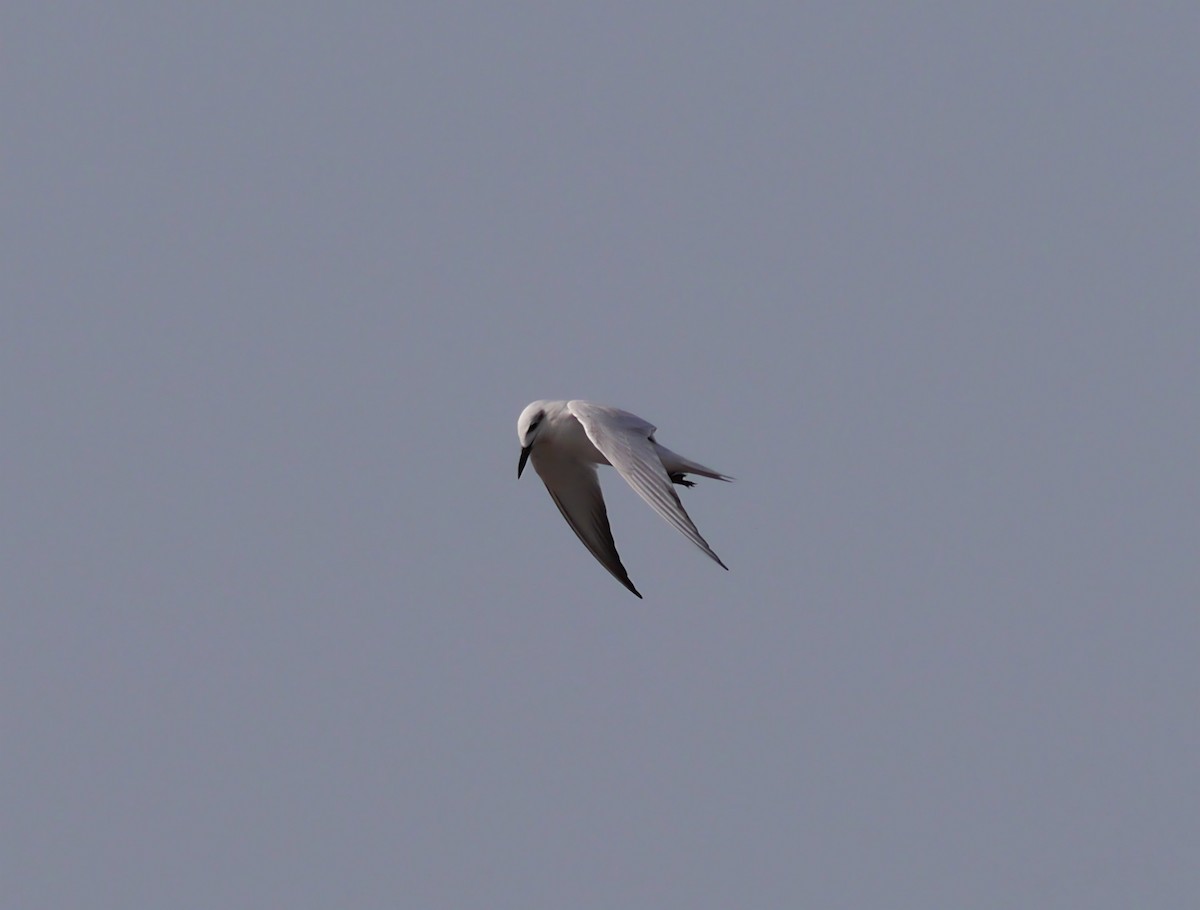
516 399 731 597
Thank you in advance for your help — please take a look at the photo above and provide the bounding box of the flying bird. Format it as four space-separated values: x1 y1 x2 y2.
516 400 731 597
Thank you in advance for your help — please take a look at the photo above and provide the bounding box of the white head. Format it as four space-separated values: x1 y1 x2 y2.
516 400 550 446
516 400 550 477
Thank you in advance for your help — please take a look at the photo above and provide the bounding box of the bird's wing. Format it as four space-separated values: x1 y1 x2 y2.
530 447 642 598
568 401 728 569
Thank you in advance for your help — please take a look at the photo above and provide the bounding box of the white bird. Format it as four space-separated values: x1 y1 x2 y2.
516 400 731 597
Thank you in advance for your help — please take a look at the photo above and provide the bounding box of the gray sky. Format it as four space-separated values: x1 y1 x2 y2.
5 4 1197 908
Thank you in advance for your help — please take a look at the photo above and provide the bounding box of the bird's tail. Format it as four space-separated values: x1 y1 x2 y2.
654 444 733 482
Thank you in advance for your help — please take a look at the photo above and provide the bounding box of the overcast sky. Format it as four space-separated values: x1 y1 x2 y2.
5 4 1198 908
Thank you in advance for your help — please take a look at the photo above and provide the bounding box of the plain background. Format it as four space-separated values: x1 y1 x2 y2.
5 4 1197 908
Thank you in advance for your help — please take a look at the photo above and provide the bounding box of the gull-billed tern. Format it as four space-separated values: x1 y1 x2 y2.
516 400 731 597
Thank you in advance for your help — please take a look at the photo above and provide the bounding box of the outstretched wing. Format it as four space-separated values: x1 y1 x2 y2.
568 401 728 570
530 446 642 598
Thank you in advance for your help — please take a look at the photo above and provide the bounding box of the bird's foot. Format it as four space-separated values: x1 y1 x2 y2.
669 472 695 487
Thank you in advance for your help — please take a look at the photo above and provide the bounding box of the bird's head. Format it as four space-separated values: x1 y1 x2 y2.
516 401 549 477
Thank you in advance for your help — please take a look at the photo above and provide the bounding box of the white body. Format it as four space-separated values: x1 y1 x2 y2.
516 399 731 598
